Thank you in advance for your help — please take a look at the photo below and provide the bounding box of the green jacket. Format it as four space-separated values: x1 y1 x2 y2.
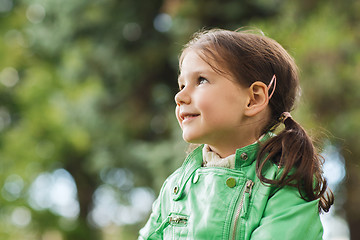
139 141 323 239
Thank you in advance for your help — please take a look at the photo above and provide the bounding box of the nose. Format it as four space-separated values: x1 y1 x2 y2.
174 88 191 105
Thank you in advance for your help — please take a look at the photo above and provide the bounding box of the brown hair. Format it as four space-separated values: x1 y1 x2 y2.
181 28 333 212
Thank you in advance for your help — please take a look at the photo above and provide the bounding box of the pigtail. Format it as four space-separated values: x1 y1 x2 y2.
257 113 334 212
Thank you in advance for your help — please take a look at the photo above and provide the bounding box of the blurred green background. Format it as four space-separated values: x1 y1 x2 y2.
0 0 359 239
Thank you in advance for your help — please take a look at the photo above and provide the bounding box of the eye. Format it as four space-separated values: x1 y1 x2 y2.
198 77 208 85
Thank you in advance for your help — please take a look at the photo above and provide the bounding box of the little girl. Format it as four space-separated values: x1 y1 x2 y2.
139 28 333 239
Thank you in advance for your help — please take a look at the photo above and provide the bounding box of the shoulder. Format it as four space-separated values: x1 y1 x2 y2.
252 184 323 239
256 163 320 217
249 160 323 239
157 145 203 198
266 185 319 213
158 167 182 195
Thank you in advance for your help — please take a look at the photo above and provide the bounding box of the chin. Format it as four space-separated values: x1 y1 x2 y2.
182 133 195 143
182 134 203 144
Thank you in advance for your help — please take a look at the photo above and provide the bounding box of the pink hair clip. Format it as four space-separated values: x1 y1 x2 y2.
268 74 276 99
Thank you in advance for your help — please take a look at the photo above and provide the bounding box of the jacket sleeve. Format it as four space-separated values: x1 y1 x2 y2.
138 195 163 240
250 185 323 240
138 175 173 240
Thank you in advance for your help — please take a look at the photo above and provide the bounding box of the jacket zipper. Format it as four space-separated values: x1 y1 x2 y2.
231 179 254 240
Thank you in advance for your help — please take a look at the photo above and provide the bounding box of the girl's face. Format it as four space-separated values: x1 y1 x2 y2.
175 50 250 149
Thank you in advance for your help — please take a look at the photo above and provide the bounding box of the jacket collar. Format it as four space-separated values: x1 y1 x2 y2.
234 141 261 169
172 145 203 201
172 133 272 201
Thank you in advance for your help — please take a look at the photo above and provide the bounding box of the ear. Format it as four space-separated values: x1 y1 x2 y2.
244 81 269 117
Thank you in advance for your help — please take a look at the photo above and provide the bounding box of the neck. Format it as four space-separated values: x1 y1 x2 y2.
200 111 270 158
207 135 258 158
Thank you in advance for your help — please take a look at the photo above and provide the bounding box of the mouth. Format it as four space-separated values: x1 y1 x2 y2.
180 113 200 122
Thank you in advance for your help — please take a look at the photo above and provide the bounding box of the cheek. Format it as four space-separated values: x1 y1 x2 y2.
198 99 224 123
199 93 244 123
196 92 213 111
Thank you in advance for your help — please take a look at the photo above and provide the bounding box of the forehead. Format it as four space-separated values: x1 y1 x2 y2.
180 50 212 69
178 49 231 81
179 50 220 74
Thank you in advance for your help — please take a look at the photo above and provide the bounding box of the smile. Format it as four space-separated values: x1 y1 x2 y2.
180 113 200 123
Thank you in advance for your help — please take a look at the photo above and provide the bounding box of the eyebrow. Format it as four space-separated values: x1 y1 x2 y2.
178 69 212 80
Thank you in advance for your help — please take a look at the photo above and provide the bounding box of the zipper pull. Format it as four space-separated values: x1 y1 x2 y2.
169 215 188 225
155 214 189 233
241 180 254 219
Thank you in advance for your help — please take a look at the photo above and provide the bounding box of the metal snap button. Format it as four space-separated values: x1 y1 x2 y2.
240 152 248 160
226 177 236 188
173 186 179 194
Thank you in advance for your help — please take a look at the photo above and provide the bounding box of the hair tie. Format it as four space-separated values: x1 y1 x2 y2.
279 112 292 123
